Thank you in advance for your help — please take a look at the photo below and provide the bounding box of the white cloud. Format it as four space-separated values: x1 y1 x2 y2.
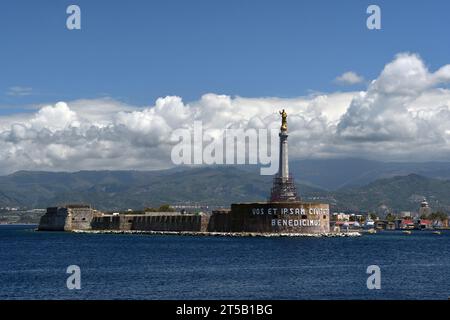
0 93 356 173
30 102 78 131
337 53 450 142
335 71 365 85
6 86 33 97
1 53 450 174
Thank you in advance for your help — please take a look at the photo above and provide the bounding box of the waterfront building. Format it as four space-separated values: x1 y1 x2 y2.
400 211 411 218
419 199 432 217
416 219 432 230
333 212 351 221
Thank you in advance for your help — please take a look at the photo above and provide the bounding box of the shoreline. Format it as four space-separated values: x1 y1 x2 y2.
71 229 362 238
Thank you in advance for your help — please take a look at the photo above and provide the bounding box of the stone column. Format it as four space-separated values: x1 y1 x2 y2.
279 131 289 180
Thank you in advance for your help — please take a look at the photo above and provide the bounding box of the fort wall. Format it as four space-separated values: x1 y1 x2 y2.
38 202 330 234
229 202 330 234
38 205 94 231
38 207 70 231
91 213 210 232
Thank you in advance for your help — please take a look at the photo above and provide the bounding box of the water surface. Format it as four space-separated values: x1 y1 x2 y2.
1 225 449 300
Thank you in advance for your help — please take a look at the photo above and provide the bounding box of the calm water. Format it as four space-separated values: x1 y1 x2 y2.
0 225 449 300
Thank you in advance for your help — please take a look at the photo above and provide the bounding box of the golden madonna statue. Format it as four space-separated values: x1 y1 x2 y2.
279 109 287 131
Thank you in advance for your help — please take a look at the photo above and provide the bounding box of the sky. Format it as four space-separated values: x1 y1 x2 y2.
1 0 450 173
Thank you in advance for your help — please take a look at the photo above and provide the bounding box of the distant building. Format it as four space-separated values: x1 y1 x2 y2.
399 219 415 230
374 220 395 230
331 221 361 231
333 212 351 221
432 218 449 228
400 211 411 218
38 204 99 231
172 204 209 212
386 221 396 230
419 199 432 217
364 215 375 228
416 219 432 230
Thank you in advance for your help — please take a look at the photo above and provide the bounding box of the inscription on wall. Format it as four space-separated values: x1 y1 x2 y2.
251 207 329 228
251 207 329 216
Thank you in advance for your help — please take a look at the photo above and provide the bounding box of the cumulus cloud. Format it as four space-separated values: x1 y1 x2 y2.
337 53 450 151
334 71 365 85
0 93 355 173
1 53 450 174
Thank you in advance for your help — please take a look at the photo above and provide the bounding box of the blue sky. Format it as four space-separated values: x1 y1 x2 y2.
1 0 450 112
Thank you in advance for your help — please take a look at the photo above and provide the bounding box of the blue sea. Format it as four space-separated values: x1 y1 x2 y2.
0 225 449 300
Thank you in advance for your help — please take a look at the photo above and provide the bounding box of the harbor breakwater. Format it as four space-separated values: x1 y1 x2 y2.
71 229 361 238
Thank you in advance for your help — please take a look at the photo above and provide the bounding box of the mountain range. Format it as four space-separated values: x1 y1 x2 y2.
1 159 450 213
